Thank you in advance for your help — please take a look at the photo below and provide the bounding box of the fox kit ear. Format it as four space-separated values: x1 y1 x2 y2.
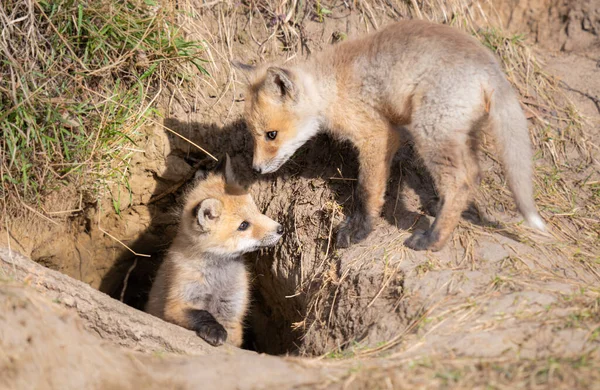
213 154 239 186
264 67 296 102
223 153 239 186
195 198 223 230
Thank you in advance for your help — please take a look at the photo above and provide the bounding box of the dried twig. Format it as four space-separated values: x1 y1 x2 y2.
120 258 138 302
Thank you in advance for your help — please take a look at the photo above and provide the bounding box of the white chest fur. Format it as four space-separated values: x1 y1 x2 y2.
176 257 248 322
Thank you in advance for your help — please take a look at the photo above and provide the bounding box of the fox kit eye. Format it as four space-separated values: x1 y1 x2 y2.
238 221 250 231
266 131 277 140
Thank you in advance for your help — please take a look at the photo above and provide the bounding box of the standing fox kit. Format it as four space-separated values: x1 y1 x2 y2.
235 20 546 251
146 155 283 346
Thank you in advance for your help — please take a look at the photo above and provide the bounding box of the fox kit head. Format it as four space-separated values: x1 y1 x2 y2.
234 63 321 174
181 155 283 258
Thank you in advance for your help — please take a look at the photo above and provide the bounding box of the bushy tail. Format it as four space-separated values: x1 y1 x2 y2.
488 80 546 231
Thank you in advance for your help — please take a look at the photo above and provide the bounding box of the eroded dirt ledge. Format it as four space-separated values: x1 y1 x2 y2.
0 248 349 390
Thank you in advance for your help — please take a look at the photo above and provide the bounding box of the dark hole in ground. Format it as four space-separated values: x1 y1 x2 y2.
95 118 316 355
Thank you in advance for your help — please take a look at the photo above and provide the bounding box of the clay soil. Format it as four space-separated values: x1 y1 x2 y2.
1 0 599 389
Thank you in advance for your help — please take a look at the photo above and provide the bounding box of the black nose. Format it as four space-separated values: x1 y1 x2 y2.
276 224 284 235
253 166 262 174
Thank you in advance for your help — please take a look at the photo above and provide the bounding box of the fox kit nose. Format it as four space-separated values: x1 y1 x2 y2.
276 224 284 235
252 165 262 174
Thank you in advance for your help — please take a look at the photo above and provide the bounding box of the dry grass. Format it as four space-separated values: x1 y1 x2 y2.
337 352 600 389
471 27 600 272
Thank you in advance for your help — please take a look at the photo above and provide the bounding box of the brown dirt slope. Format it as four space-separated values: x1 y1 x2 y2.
2 249 599 389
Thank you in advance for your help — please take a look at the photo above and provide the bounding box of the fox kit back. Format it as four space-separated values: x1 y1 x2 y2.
146 155 283 346
235 20 546 251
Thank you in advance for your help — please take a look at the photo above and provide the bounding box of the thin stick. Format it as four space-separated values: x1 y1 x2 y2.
197 0 223 8
120 258 138 302
21 202 58 226
43 194 83 215
323 207 336 259
82 86 218 161
367 264 400 308
2 158 15 273
410 0 423 19
328 177 357 181
33 2 89 71
98 227 151 258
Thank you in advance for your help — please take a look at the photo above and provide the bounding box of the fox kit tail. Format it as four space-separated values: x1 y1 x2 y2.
488 80 546 232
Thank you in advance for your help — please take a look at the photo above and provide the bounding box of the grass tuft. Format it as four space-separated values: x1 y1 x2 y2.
0 0 207 215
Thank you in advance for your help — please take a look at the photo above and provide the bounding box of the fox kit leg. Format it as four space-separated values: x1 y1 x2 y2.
187 309 228 346
337 125 401 247
405 136 480 251
222 322 244 347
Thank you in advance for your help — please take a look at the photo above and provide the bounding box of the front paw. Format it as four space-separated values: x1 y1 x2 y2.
423 197 440 217
196 323 228 346
404 229 441 251
336 214 373 248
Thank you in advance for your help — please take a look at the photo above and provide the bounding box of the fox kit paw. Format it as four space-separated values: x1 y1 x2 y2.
423 197 440 217
404 229 442 252
336 214 373 248
196 322 228 346
187 309 228 346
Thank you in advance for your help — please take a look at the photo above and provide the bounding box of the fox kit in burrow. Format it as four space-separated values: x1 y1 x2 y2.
146 155 283 346
235 20 546 251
